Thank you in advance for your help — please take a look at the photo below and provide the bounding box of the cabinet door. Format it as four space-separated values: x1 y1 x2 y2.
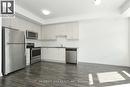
42 48 59 61
11 17 26 29
66 23 73 39
41 48 46 61
41 48 48 61
41 48 65 63
58 48 65 62
2 18 11 27
47 48 59 60
26 49 30 65
66 22 79 40
72 22 79 39
43 25 57 40
55 23 66 36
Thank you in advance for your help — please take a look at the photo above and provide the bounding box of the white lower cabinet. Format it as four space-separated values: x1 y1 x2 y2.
26 49 30 65
41 48 66 63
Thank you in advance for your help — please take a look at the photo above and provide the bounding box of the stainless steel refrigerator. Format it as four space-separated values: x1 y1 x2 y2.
2 27 26 75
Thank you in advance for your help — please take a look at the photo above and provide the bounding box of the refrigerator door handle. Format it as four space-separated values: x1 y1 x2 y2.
7 43 26 44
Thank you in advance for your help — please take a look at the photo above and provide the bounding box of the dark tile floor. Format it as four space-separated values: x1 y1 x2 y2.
0 62 130 87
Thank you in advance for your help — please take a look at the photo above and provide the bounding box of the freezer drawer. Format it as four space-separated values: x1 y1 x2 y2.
66 48 77 64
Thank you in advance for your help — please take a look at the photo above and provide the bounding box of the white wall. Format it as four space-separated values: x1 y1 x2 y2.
128 18 130 66
0 17 2 76
78 18 130 67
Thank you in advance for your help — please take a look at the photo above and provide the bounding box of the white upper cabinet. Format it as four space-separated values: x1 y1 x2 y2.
55 23 66 36
66 22 79 40
42 22 79 40
2 18 11 27
42 24 57 40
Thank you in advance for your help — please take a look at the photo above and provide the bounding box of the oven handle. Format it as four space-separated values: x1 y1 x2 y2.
31 48 41 50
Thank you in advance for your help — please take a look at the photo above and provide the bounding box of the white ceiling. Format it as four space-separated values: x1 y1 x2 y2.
16 0 127 20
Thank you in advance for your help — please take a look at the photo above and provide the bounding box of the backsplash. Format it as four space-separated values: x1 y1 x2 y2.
26 39 43 47
42 36 79 47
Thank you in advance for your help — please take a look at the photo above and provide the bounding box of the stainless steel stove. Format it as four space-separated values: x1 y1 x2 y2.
30 47 41 64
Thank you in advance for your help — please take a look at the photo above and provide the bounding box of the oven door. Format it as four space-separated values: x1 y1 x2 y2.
31 48 41 64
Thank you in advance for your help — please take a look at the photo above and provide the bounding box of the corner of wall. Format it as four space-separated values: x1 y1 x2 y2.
0 17 2 76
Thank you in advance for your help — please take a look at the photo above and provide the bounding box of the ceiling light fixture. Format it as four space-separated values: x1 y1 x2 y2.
42 10 51 15
94 0 101 5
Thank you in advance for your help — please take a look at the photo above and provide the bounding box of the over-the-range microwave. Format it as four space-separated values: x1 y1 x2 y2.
26 30 38 39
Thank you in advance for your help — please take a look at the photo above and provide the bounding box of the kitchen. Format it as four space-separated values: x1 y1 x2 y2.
0 0 130 87
2 17 79 65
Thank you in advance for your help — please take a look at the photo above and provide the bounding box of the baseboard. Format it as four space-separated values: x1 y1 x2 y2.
41 59 66 63
78 61 130 67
